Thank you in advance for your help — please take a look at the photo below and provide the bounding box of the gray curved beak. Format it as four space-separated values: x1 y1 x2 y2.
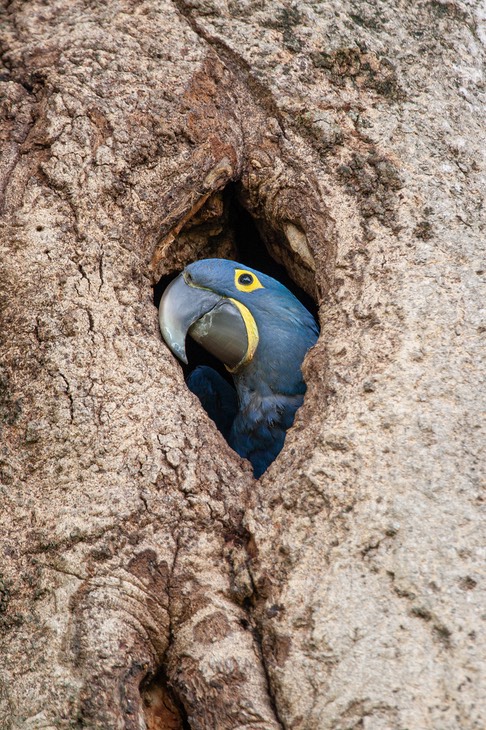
159 273 248 369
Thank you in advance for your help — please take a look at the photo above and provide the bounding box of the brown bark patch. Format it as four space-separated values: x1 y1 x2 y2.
193 610 232 644
127 550 170 595
264 631 291 668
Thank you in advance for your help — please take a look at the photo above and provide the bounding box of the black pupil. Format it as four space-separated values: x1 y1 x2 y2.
239 273 253 285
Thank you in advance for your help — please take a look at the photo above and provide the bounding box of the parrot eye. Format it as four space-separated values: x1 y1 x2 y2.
238 273 253 286
234 268 264 292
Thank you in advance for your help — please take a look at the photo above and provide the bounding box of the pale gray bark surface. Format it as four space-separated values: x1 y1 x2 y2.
0 1 484 728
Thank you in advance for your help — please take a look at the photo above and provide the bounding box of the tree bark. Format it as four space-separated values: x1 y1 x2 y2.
0 1 484 728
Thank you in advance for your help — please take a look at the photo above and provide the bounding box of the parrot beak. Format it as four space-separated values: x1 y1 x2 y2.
159 273 250 369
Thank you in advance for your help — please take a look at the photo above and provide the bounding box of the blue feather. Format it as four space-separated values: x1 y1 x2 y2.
187 366 238 441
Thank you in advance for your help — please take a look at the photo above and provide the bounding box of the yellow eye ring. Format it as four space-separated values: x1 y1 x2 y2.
234 268 264 293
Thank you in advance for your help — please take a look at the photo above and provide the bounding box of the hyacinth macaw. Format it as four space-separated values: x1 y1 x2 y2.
159 258 318 477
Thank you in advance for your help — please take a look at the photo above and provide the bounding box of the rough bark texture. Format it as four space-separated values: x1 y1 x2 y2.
0 1 484 729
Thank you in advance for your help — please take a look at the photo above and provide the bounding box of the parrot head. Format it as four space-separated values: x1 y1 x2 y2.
159 258 318 384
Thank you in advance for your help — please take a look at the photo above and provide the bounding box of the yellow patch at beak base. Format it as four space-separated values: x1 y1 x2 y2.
225 298 259 372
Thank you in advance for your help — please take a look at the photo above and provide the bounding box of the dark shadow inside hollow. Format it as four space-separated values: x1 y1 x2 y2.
140 667 190 730
226 183 317 318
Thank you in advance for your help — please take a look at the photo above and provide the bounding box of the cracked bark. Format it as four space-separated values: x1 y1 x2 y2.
0 1 484 729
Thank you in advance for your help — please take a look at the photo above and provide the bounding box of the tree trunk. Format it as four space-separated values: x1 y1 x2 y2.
0 1 484 728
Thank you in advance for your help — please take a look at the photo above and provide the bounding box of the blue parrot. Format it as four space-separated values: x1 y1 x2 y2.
159 259 318 477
